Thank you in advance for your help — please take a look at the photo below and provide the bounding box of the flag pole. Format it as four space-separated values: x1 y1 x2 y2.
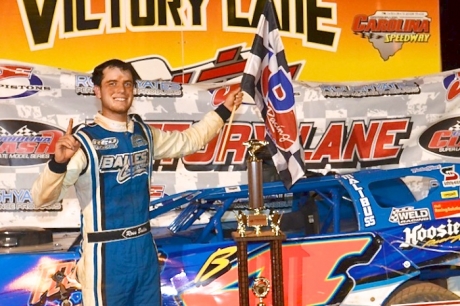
218 104 236 162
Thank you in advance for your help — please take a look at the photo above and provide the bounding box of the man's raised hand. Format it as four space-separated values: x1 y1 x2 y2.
54 119 81 164
223 87 243 112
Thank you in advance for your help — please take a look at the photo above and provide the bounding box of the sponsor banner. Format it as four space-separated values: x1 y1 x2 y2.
0 0 441 82
1 61 460 228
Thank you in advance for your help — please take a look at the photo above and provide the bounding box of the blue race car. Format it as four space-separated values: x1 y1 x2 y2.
2 163 460 305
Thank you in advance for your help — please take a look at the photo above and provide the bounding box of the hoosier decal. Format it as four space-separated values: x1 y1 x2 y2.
400 219 460 249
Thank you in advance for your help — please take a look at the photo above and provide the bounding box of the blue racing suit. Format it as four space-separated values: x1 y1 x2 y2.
31 106 230 306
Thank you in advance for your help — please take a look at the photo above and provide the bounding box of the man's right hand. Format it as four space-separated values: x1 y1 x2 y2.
54 119 81 164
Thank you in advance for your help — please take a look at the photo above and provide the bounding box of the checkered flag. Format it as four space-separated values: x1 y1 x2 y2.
0 126 11 136
241 0 304 189
13 125 38 136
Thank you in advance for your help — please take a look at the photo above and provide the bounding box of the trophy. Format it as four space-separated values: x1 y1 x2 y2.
269 209 282 236
235 210 247 237
233 140 284 238
252 277 270 306
232 139 286 306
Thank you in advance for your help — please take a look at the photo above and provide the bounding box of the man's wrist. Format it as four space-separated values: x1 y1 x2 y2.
215 104 232 121
49 156 69 173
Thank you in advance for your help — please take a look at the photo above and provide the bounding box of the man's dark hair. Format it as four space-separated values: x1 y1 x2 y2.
91 59 140 87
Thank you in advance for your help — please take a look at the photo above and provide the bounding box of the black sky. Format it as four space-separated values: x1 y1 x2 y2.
440 0 460 71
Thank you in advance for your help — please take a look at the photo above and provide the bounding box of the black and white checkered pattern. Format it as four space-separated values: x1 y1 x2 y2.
0 126 11 136
241 0 304 190
389 206 413 223
449 121 460 131
13 125 38 136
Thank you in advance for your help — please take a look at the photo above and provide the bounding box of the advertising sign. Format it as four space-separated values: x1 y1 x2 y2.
1 0 441 82
0 58 459 227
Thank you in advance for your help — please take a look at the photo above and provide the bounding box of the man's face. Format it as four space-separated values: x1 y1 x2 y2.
94 66 134 121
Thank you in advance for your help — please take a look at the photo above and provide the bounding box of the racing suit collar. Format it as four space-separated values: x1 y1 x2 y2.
94 112 134 133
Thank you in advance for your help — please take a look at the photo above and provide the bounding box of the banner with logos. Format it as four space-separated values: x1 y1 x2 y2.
0 0 441 82
0 60 460 228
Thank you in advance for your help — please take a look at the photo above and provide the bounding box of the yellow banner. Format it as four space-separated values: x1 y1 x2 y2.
1 0 440 82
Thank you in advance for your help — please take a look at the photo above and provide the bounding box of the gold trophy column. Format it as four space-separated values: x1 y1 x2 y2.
232 140 286 306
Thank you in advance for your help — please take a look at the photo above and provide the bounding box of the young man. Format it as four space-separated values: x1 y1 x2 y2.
31 59 243 306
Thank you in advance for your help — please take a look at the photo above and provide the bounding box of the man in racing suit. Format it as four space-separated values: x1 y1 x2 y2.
31 59 243 306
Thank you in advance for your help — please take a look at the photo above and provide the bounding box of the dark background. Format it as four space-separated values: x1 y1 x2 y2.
440 0 460 71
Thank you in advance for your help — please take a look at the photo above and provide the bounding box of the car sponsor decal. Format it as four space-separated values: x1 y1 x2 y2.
441 165 460 187
441 190 459 199
389 206 431 225
183 236 373 305
400 219 460 249
410 164 442 173
432 199 460 219
341 174 376 227
194 246 238 287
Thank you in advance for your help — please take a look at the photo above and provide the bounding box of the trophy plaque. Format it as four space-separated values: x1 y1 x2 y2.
232 139 286 306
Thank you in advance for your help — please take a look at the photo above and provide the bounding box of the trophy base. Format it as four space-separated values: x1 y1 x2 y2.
232 230 286 241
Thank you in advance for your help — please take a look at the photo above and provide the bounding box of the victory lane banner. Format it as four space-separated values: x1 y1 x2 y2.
0 0 441 82
0 59 459 228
